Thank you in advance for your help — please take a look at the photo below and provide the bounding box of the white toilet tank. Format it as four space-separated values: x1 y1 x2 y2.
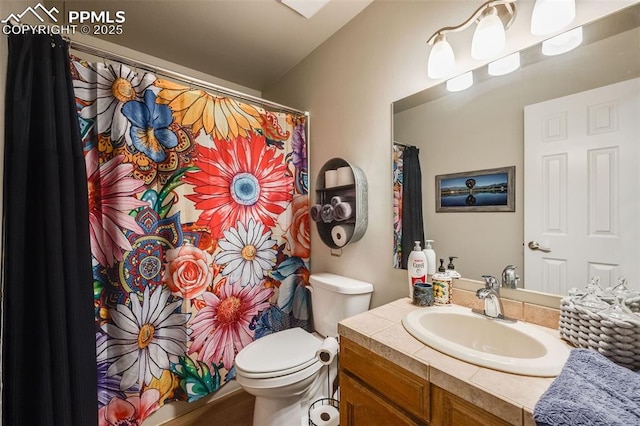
309 273 374 337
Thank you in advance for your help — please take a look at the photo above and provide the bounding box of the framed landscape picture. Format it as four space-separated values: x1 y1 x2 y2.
436 166 515 212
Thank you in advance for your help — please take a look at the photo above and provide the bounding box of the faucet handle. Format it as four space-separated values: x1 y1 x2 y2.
501 265 518 289
482 275 499 291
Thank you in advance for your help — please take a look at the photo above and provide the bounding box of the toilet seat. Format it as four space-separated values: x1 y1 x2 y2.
235 328 322 379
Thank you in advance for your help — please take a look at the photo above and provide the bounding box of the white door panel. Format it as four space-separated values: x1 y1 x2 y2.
524 77 640 293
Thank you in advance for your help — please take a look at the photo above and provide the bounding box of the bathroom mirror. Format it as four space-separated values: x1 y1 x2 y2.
392 4 640 295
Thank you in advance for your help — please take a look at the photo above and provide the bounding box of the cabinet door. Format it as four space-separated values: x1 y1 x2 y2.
340 373 424 426
430 385 514 426
340 337 430 420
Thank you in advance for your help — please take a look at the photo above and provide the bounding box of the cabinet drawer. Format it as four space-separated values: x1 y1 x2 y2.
340 337 429 421
430 385 515 426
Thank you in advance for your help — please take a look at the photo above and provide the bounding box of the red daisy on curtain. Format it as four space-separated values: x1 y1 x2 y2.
183 133 293 239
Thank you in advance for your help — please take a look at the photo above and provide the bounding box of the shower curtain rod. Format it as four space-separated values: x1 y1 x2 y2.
67 39 308 116
393 141 415 148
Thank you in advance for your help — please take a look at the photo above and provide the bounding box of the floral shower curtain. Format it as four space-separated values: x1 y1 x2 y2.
70 57 310 424
393 144 404 268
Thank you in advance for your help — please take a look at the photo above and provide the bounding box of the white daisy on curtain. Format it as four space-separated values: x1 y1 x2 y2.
73 61 157 145
215 218 277 287
97 285 190 391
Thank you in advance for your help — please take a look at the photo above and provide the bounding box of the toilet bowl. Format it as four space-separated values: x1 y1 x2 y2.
235 328 330 426
234 273 373 426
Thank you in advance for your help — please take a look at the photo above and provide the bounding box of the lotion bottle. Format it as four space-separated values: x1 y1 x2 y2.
423 240 436 276
407 241 427 298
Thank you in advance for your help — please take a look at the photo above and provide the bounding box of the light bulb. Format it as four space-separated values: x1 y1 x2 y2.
428 35 456 79
531 0 576 36
446 72 473 92
488 52 520 76
542 26 583 56
471 11 506 60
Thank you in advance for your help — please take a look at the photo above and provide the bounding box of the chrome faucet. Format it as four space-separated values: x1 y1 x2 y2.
501 265 520 289
474 275 514 321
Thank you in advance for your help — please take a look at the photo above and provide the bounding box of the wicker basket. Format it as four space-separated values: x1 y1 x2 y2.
559 297 640 371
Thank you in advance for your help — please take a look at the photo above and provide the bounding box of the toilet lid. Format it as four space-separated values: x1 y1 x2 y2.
235 328 321 376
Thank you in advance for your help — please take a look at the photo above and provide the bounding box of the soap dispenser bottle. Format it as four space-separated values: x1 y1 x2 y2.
432 258 452 305
423 240 436 276
446 256 461 279
407 241 427 298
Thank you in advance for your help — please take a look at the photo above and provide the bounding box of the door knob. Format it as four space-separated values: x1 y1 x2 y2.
528 241 551 252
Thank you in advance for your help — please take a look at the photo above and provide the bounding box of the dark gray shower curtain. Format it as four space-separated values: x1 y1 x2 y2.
2 33 97 425
401 146 425 269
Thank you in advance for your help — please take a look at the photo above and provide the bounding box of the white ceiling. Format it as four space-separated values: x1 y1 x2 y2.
47 0 374 91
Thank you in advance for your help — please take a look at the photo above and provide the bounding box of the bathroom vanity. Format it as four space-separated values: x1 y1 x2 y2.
338 296 566 425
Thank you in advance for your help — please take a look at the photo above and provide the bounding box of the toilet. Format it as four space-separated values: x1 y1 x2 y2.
234 273 374 426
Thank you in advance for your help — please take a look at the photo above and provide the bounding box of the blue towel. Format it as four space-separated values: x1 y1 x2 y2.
534 349 640 426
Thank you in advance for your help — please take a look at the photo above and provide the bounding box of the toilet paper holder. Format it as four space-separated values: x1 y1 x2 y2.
308 397 340 426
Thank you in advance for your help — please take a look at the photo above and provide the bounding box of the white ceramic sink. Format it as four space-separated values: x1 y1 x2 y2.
402 305 570 377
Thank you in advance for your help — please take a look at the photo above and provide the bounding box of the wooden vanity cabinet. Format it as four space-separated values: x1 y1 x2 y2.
340 337 429 425
340 373 421 425
339 337 517 426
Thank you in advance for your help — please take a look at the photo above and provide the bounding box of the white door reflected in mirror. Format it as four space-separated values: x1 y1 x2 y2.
524 78 640 294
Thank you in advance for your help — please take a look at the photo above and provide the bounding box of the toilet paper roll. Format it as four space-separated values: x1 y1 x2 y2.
315 337 339 365
324 169 338 188
330 224 354 247
309 405 339 426
337 166 355 186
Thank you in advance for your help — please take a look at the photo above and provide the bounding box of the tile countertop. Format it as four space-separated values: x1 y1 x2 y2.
337 298 571 426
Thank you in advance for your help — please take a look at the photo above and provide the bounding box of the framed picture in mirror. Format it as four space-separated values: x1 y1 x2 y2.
436 166 515 212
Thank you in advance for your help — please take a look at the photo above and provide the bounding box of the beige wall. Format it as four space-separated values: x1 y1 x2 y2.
263 0 636 308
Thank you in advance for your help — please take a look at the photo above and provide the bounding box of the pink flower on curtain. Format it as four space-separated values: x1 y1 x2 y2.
86 149 148 266
162 243 215 299
98 388 160 426
183 133 293 238
189 282 272 369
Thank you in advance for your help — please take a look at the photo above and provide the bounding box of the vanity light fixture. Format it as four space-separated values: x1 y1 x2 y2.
531 0 576 35
446 71 474 92
427 0 517 79
488 52 520 76
471 7 506 60
541 26 583 56
427 34 456 79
